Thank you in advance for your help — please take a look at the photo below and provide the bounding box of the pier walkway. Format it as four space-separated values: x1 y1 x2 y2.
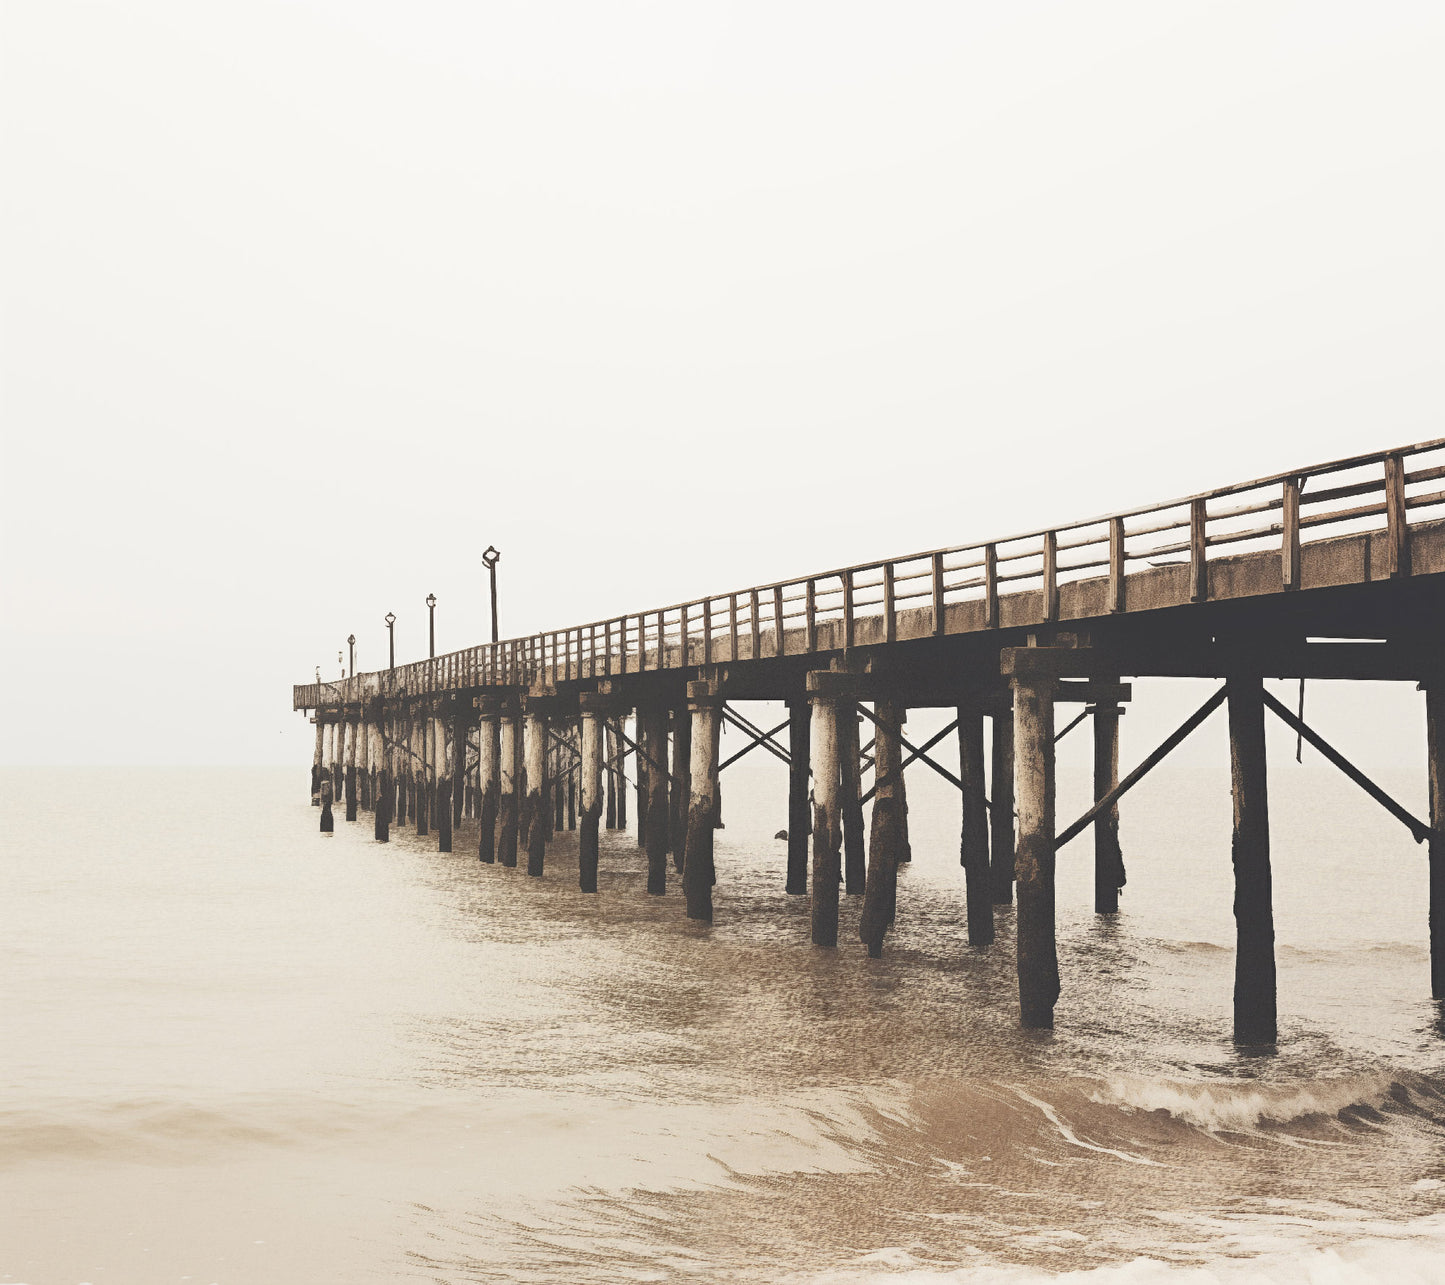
296 439 1445 1043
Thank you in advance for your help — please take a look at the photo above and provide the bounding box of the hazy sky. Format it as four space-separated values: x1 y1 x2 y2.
4 1 1443 767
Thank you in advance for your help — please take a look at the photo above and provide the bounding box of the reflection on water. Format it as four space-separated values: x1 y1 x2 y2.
2 765 1444 1284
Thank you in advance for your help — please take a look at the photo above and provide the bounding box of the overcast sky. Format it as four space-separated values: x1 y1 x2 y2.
3 1 1443 768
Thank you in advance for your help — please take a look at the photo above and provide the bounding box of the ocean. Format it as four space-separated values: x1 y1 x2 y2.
4 730 1445 1284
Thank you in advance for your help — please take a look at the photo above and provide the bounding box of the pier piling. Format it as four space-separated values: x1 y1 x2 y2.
958 701 993 946
787 699 810 895
1228 673 1277 1046
1013 666 1059 1029
683 681 721 921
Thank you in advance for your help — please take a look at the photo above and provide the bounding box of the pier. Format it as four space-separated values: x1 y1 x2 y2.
295 440 1445 1043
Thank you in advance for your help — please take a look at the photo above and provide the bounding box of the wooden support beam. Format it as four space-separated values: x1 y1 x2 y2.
860 699 906 957
498 709 520 867
990 712 1014 904
1260 689 1430 842
683 681 722 922
578 698 605 893
344 717 358 823
809 679 843 947
523 709 546 876
857 704 966 794
859 718 959 805
932 551 945 635
311 718 324 806
1057 686 1225 848
1427 680 1445 1000
1228 674 1277 1046
435 712 453 854
641 706 670 894
670 705 691 872
787 699 811 895
604 719 617 830
958 703 993 946
374 708 391 842
839 704 866 896
984 543 999 629
1093 697 1124 913
319 776 334 833
719 717 791 771
1014 672 1058 1028
476 699 499 863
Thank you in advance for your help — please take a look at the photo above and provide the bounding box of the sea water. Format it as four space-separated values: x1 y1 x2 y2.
3 740 1444 1283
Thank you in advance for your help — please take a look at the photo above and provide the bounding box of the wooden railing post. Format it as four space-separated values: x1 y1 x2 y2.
1108 518 1125 613
842 570 854 651
984 544 998 629
679 603 689 667
883 563 896 643
932 551 945 635
1280 475 1302 591
702 599 713 666
1385 452 1409 577
773 585 785 657
1042 532 1059 623
1190 499 1208 602
805 579 817 652
729 592 739 661
749 588 760 661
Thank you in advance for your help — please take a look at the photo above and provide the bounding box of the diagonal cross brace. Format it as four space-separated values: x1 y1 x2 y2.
1057 685 1226 848
721 706 792 767
720 716 792 772
855 707 983 805
1261 688 1431 843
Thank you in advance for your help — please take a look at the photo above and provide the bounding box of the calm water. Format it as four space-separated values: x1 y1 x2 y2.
4 742 1445 1284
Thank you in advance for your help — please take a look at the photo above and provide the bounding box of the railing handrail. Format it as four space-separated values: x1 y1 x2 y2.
295 436 1445 708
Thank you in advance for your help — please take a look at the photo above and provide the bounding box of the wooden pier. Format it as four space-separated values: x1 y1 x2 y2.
296 441 1445 1042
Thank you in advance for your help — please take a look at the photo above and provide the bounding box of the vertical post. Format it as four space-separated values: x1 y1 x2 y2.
883 563 896 643
579 698 605 893
414 713 429 837
435 710 453 854
633 711 647 845
551 728 564 834
1282 476 1301 591
604 720 618 829
1228 672 1276 1045
641 705 670 895
984 544 999 629
958 701 993 945
615 717 628 830
311 718 324 805
452 709 466 827
808 674 842 947
683 681 721 922
1093 696 1125 913
932 551 945 635
990 711 1014 902
860 699 906 957
1190 498 1208 602
359 716 373 811
498 706 519 867
566 724 577 830
1426 680 1445 1000
476 698 499 863
787 698 811 895
319 777 334 833
805 580 817 653
344 715 359 822
374 707 391 842
838 704 866 895
524 704 546 876
394 712 408 826
670 705 692 873
1108 517 1125 614
332 717 344 798
773 585 785 657
1042 532 1059 623
1385 452 1410 578
1014 669 1058 1028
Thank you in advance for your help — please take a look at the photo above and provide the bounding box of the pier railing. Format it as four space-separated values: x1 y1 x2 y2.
295 438 1445 710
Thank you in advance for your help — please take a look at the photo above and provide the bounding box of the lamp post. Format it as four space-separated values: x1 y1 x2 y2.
347 634 356 677
483 545 501 643
426 593 437 658
385 612 396 670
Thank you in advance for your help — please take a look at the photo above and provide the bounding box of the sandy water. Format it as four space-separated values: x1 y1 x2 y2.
3 738 1445 1284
